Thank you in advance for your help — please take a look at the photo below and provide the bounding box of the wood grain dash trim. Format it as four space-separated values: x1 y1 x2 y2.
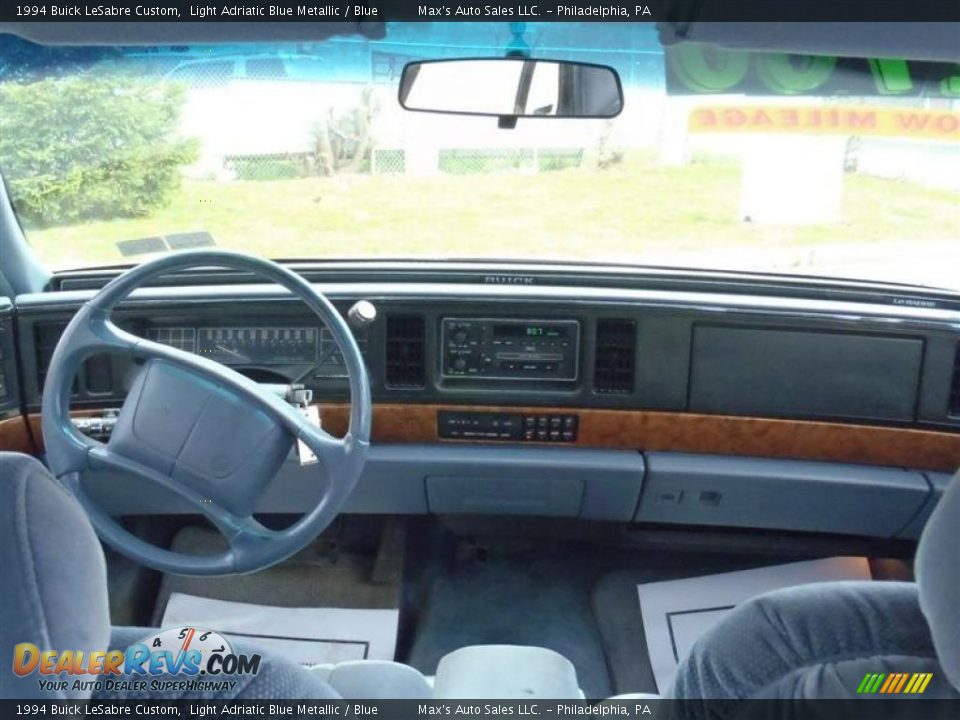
0 415 38 455
25 405 960 473
316 404 960 473
27 410 102 454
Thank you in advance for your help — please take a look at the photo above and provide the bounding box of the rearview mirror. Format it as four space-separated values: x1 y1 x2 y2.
399 58 623 119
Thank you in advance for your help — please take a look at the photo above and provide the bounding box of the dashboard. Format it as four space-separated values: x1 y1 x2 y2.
10 278 960 450
9 281 960 419
4 268 960 540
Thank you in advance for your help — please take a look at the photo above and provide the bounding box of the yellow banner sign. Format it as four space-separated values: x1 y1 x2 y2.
689 105 960 141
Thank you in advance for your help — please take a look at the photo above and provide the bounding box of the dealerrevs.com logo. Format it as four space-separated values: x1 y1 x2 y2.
13 627 261 694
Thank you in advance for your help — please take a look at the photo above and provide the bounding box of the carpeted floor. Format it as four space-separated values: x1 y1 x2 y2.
405 550 615 698
151 525 400 626
145 523 892 698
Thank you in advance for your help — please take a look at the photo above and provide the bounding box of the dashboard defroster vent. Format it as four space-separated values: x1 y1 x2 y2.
593 319 636 395
385 314 426 389
949 343 960 418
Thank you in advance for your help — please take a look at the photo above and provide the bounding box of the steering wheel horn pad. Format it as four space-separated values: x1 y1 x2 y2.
41 251 372 576
109 358 292 518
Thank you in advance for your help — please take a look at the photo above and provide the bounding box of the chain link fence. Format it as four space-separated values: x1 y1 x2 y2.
438 148 584 174
370 148 586 176
372 149 407 175
221 147 587 180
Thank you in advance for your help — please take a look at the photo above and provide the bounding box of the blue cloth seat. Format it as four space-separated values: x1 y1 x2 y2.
0 453 338 700
670 470 960 707
2 449 958 704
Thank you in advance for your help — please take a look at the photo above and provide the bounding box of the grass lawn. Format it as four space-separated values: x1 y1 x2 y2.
25 154 960 271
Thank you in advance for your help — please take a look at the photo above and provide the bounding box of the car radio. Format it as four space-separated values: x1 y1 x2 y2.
441 318 579 381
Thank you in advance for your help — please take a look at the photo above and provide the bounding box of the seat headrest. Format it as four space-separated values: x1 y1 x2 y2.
0 453 110 700
916 468 960 691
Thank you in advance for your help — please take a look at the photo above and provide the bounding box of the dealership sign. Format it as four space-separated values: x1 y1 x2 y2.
689 105 960 141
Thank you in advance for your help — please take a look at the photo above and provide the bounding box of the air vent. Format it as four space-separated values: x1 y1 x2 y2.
34 323 71 396
949 343 960 418
593 319 636 395
385 314 426 389
33 323 111 398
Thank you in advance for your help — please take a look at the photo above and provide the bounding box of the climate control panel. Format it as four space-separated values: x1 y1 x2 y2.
438 411 579 442
441 318 579 381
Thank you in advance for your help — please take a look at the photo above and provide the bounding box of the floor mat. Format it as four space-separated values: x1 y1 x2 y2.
636 556 872 694
406 551 613 699
152 526 400 626
592 551 788 695
151 525 401 666
161 593 399 666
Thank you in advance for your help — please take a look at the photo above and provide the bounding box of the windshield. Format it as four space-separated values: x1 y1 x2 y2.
1 23 958 289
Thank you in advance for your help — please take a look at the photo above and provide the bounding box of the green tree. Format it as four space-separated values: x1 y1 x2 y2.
0 76 198 227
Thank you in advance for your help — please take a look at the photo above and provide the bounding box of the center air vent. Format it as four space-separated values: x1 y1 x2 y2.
949 343 960 418
385 314 426 389
593 319 636 395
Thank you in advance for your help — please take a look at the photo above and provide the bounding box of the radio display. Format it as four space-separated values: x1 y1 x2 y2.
494 324 569 339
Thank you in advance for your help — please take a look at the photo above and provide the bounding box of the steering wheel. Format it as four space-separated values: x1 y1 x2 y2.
41 251 371 576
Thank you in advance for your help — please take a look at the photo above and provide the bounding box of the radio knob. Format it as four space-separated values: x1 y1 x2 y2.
453 357 468 371
453 330 469 344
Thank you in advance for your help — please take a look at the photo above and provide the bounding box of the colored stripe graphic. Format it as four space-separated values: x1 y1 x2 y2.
858 672 932 694
879 674 896 693
857 673 885 693
904 674 920 693
893 673 909 693
908 673 933 694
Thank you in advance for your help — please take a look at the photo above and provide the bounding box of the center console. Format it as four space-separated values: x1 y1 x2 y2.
310 645 585 700
433 645 583 699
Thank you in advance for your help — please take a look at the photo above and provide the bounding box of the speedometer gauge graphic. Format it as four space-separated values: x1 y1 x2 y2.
138 627 233 669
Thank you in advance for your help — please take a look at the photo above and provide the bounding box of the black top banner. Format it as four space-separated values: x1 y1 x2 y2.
2 0 959 23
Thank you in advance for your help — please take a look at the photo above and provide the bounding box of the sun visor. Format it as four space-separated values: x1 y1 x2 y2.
0 21 386 46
